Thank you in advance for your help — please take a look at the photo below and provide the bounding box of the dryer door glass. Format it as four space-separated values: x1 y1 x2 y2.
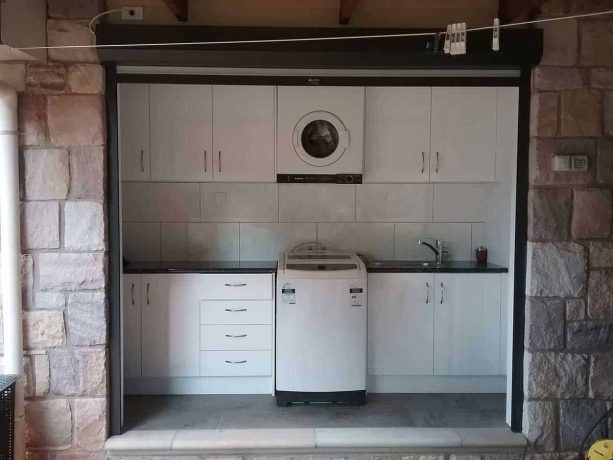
301 120 339 159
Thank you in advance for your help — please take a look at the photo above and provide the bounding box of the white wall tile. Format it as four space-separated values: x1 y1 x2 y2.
317 223 394 260
356 184 433 222
394 223 472 261
122 182 200 222
433 184 488 223
240 223 316 261
122 223 160 261
201 183 278 222
161 223 189 260
188 223 239 261
279 184 355 222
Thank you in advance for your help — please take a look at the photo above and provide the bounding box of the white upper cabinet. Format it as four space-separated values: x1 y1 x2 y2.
212 85 276 182
433 273 501 375
364 87 431 183
119 83 150 181
368 273 435 375
430 87 498 182
150 84 213 181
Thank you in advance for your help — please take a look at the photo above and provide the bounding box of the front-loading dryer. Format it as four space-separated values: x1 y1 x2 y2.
277 86 365 182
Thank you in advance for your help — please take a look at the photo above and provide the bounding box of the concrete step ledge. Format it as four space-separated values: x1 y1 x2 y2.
106 427 526 457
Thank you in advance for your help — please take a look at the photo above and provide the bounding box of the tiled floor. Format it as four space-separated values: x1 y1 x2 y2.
124 393 507 430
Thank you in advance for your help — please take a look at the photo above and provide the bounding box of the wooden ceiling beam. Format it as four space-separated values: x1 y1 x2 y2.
498 0 546 22
162 0 188 22
339 0 359 25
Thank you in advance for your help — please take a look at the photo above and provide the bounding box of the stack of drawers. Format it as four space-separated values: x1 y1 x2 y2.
199 274 273 377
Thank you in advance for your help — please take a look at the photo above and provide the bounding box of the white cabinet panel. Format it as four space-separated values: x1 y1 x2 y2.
364 87 431 182
123 274 142 378
433 273 501 375
200 300 272 325
150 84 212 181
430 87 497 182
212 85 275 182
141 275 200 377
200 325 272 351
368 273 435 375
119 83 150 181
200 274 273 300
200 351 272 376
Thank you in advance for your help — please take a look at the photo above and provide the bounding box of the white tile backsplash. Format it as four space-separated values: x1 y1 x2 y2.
394 223 472 261
122 182 200 222
122 222 160 261
240 223 317 261
188 223 239 261
433 184 488 223
279 184 355 222
356 184 433 222
161 223 189 260
317 223 395 260
201 183 278 222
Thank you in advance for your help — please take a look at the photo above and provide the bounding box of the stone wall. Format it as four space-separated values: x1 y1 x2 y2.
0 0 109 458
524 0 613 454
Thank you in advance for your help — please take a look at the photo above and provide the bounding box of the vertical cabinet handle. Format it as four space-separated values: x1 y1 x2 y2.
204 149 207 172
146 282 150 305
440 282 444 304
435 151 439 174
425 282 430 304
131 283 135 306
218 151 222 172
140 150 144 172
421 152 425 174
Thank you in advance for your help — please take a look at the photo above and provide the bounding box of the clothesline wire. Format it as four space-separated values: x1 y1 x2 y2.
16 8 613 51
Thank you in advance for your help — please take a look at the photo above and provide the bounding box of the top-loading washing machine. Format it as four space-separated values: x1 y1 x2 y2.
275 245 367 406
276 86 365 183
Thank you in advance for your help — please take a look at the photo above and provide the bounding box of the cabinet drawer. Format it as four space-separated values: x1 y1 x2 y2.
201 274 272 300
200 351 272 376
200 300 272 325
201 325 272 350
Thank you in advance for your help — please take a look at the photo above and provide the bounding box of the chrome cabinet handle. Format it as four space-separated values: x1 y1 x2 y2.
140 150 144 172
440 282 444 304
218 151 222 172
204 149 207 172
225 334 247 338
225 308 247 312
225 360 247 364
131 283 135 306
224 283 247 287
435 151 439 173
146 282 150 305
421 152 425 174
425 282 430 304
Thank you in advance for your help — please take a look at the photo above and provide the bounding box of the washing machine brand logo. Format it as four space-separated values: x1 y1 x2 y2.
281 282 296 305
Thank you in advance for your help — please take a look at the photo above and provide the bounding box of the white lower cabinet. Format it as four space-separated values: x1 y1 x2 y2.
122 273 274 393
368 272 502 382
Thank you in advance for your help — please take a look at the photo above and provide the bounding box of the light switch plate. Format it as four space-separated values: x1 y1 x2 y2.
571 155 588 171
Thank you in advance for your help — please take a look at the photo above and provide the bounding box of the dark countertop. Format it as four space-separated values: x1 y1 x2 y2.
123 260 278 274
366 260 508 273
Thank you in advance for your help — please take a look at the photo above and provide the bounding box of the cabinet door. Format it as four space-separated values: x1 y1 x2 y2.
364 87 431 182
122 274 141 378
141 275 200 377
150 84 213 181
119 84 150 181
433 274 501 375
212 85 275 182
368 273 435 375
430 87 497 182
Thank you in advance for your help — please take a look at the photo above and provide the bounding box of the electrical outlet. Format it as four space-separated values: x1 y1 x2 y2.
121 7 144 20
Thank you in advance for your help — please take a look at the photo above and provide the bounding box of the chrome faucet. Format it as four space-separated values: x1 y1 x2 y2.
417 238 446 265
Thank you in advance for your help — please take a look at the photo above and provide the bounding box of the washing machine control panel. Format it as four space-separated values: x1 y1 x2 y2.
277 173 362 184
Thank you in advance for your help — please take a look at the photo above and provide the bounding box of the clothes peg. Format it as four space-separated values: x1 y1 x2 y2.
450 23 458 55
492 18 500 51
460 22 467 55
444 24 451 54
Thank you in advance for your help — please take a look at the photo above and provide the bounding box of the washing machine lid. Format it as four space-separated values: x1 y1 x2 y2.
280 250 365 276
292 111 349 167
